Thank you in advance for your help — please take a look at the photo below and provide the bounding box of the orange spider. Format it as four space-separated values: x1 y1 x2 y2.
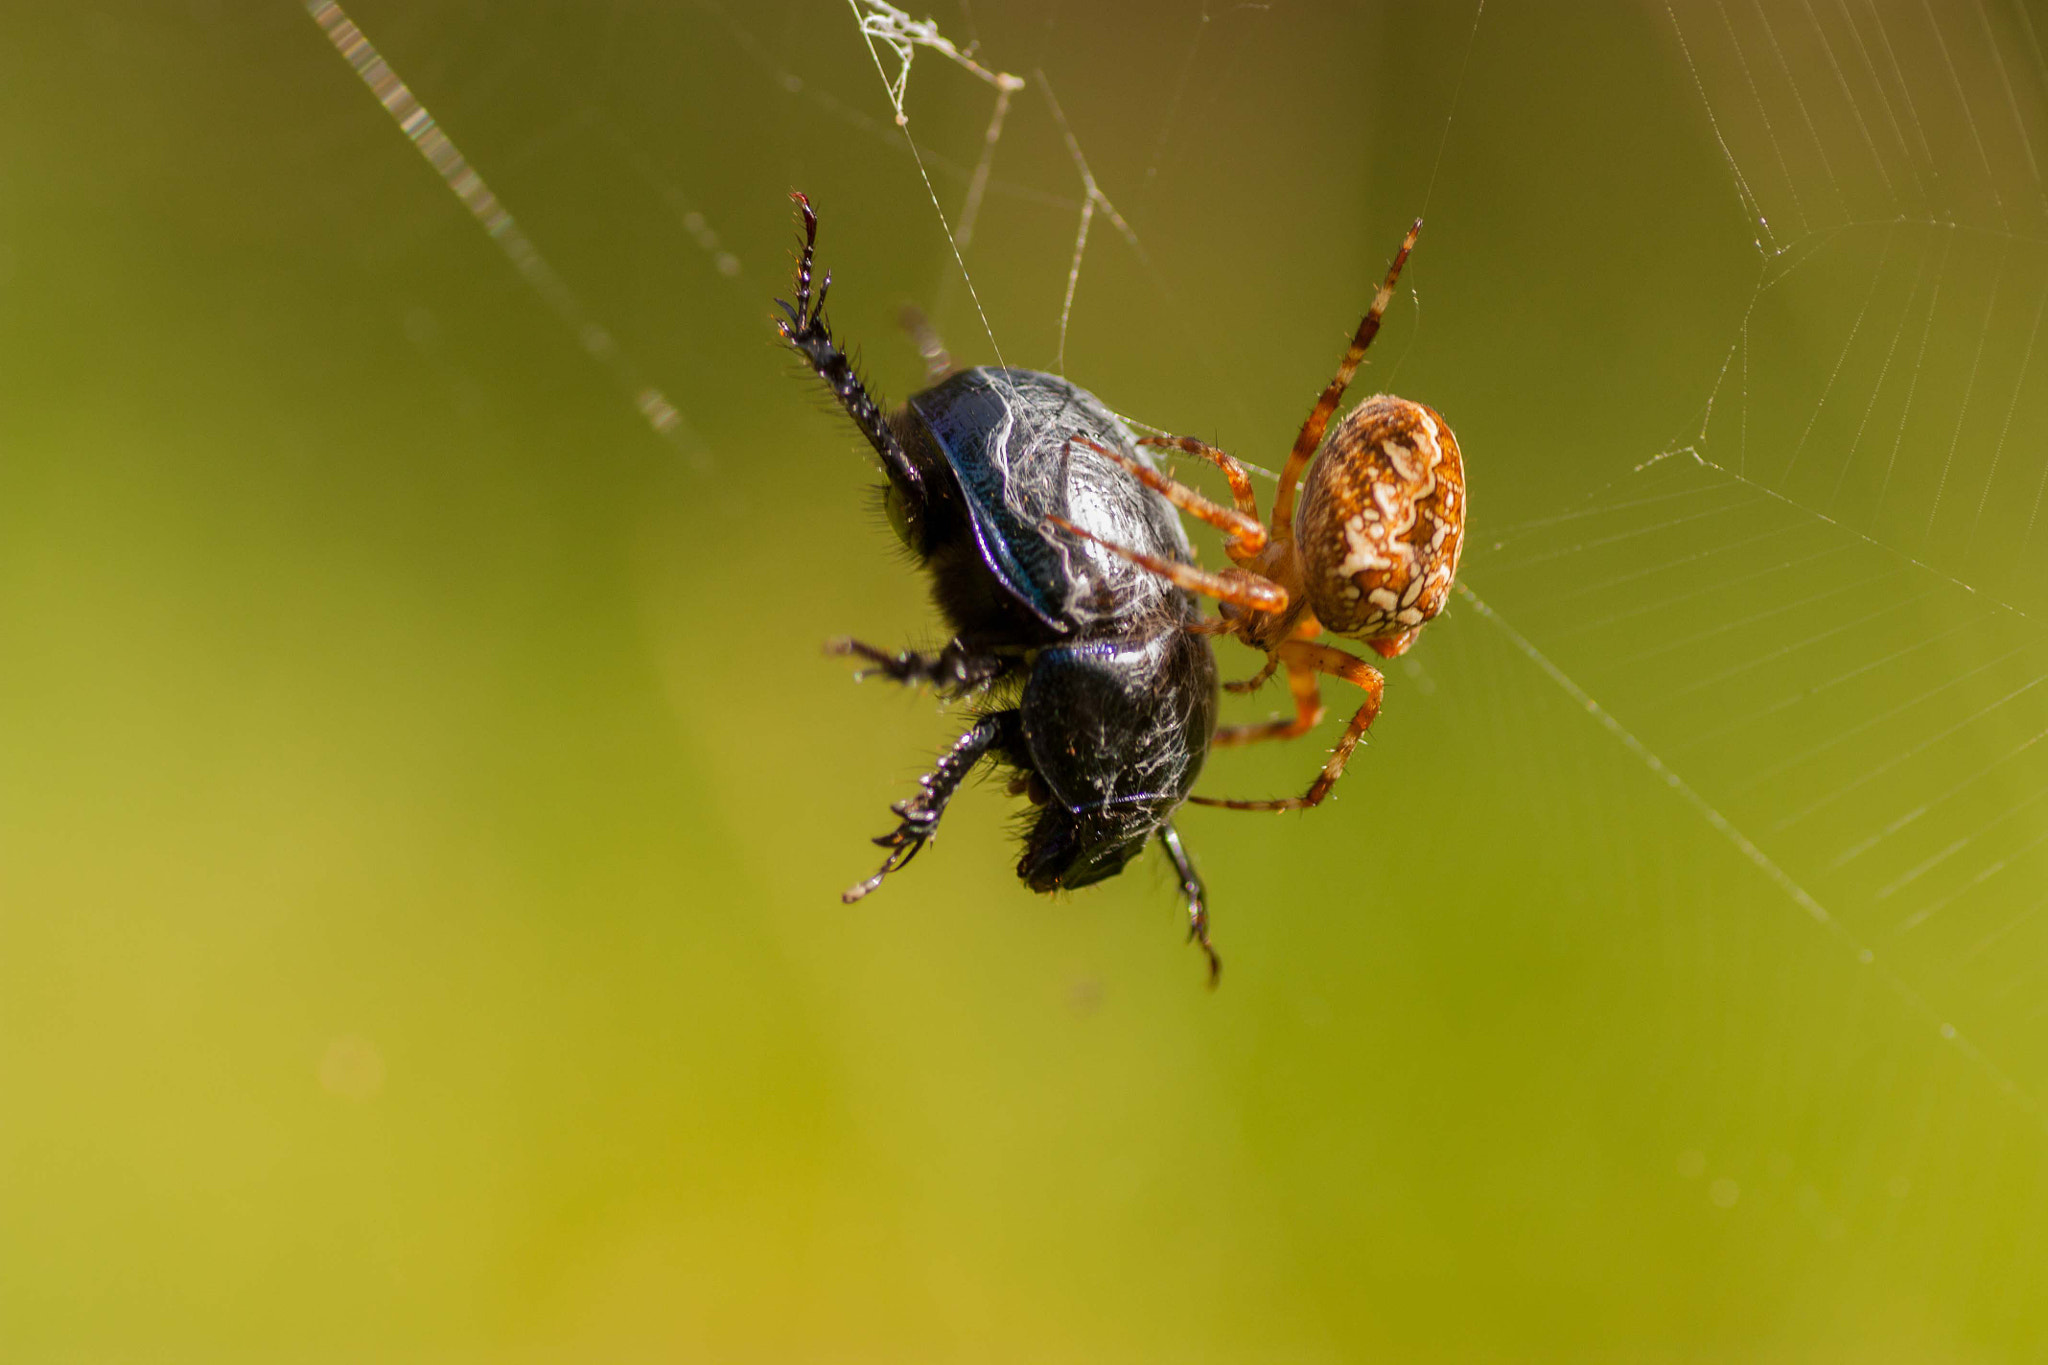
1052 220 1467 811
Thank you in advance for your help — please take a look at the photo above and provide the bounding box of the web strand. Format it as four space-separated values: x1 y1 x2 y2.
845 0 1022 370
1458 584 2039 1118
305 0 705 462
1038 74 1144 376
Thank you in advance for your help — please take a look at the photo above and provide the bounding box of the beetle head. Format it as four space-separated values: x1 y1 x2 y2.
1018 802 1152 894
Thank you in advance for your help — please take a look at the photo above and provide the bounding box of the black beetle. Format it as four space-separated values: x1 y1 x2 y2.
775 194 1223 980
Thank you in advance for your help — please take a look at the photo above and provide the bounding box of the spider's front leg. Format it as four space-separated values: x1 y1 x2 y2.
1045 516 1288 616
844 710 1019 904
1135 435 1265 521
1068 436 1269 563
827 636 1014 695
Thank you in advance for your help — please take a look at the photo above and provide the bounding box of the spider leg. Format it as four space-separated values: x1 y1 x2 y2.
1045 516 1288 615
1070 436 1269 561
898 305 955 383
1157 820 1220 988
1192 639 1385 810
1271 220 1422 536
844 711 1017 904
1135 433 1265 524
1220 617 1323 697
827 636 1013 695
1213 645 1326 746
1223 651 1285 695
775 192 927 505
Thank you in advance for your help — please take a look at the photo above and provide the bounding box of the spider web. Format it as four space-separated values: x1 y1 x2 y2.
1476 0 2048 1107
291 0 2048 1346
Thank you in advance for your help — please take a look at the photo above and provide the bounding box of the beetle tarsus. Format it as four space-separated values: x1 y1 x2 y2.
827 637 1010 695
842 802 937 903
1158 822 1220 989
842 712 1014 904
776 193 927 510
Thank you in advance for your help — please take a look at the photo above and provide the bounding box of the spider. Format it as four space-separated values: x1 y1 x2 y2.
1049 219 1467 811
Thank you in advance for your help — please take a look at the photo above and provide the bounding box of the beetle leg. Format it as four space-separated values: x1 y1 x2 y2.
1046 516 1288 615
1157 821 1220 988
827 636 1012 695
1271 220 1422 537
844 711 1016 904
1191 639 1385 810
1070 436 1268 561
776 193 928 511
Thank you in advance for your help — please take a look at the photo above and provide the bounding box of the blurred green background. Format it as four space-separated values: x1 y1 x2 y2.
7 1 2048 1359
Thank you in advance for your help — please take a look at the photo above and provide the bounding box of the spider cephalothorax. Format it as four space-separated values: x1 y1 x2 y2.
1053 220 1467 812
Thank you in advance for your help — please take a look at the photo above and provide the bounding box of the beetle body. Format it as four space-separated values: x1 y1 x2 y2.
772 196 1224 976
886 367 1220 895
902 369 1195 638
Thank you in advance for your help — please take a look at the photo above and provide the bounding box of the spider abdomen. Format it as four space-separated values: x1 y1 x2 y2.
1294 394 1466 658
